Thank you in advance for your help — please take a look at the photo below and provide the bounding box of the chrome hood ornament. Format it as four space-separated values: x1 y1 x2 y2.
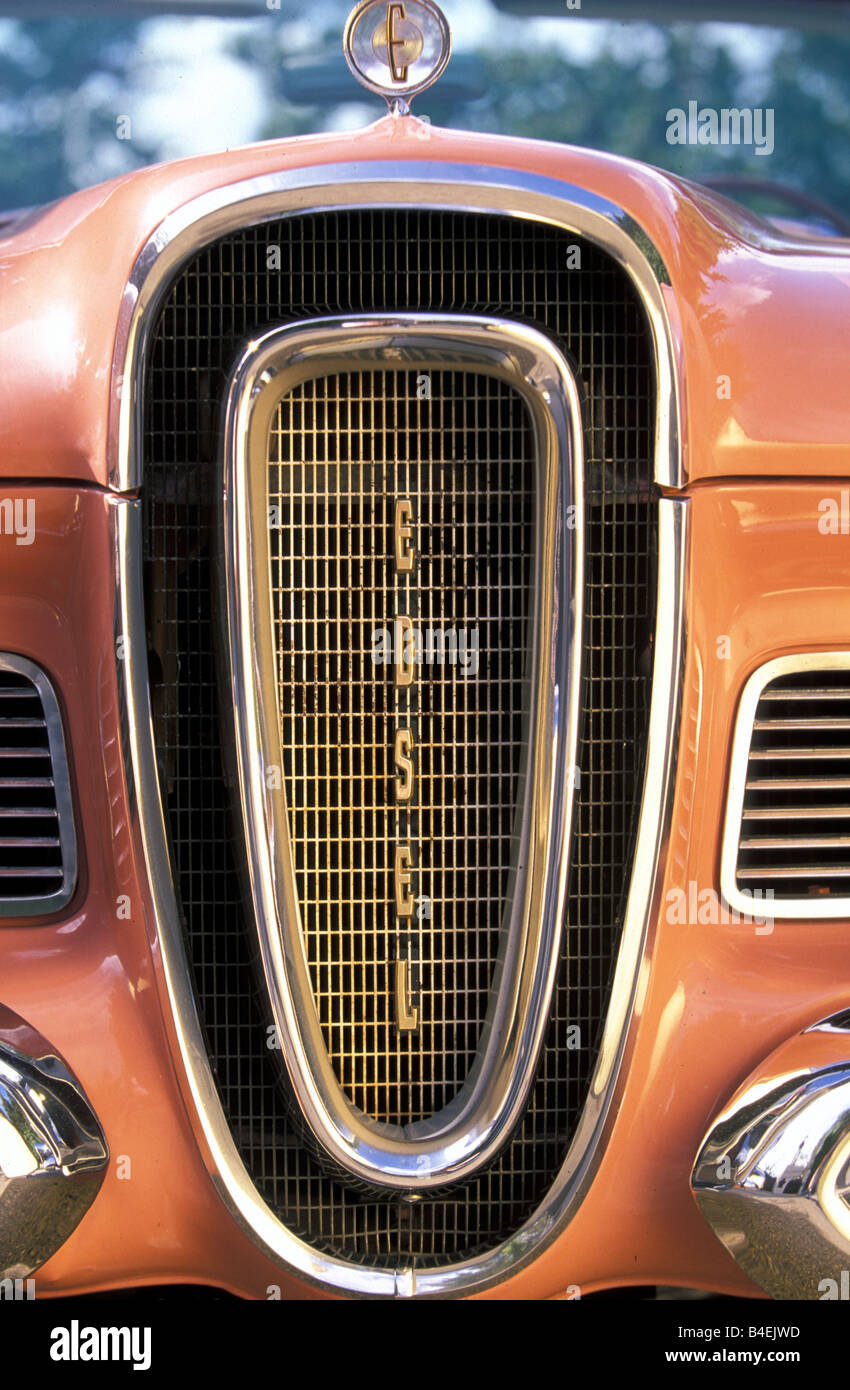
343 0 451 115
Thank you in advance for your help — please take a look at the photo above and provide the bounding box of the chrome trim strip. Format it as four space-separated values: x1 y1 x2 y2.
0 653 77 917
0 1005 108 1279
721 651 850 920
692 1010 850 1301
221 313 583 1189
115 490 687 1294
109 159 682 493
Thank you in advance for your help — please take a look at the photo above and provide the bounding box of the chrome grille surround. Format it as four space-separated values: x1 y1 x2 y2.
722 652 850 918
0 654 76 917
221 315 584 1189
113 161 686 1298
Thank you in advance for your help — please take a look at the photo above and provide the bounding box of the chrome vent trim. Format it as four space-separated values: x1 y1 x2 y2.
722 653 850 919
0 655 76 917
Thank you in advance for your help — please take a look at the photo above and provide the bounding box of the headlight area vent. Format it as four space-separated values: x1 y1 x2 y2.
722 655 850 918
0 655 76 916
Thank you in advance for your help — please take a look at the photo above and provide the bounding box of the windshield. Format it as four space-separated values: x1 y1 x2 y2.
1 0 848 232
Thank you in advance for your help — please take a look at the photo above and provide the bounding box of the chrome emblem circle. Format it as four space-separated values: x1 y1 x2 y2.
343 0 451 108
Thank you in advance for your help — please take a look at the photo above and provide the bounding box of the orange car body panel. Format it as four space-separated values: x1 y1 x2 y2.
1 117 850 488
2 118 849 1298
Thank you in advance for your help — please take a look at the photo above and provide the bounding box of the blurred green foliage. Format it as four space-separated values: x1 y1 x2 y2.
0 19 160 207
248 23 850 218
1 13 849 220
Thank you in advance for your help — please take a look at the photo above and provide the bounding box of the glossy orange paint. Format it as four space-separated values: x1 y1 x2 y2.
1 115 849 488
0 488 282 1298
479 484 850 1300
0 484 841 1300
1 120 850 1298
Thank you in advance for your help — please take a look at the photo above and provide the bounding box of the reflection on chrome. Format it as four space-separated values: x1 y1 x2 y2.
0 1005 108 1280
692 1010 850 1300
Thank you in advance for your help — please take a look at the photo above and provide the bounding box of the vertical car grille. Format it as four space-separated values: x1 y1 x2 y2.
143 208 656 1266
734 665 850 900
270 369 534 1123
0 657 75 914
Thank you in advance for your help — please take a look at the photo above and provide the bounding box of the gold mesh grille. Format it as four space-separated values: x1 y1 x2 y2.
268 368 534 1124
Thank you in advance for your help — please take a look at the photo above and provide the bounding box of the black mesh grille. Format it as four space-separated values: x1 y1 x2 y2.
142 207 656 1267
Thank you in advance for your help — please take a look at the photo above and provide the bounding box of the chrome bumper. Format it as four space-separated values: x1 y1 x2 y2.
0 1006 108 1279
692 1011 850 1300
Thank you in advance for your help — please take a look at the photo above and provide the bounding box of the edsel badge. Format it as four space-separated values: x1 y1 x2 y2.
344 0 451 110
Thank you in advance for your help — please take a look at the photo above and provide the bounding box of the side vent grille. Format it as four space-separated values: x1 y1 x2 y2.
723 656 850 917
0 655 76 915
